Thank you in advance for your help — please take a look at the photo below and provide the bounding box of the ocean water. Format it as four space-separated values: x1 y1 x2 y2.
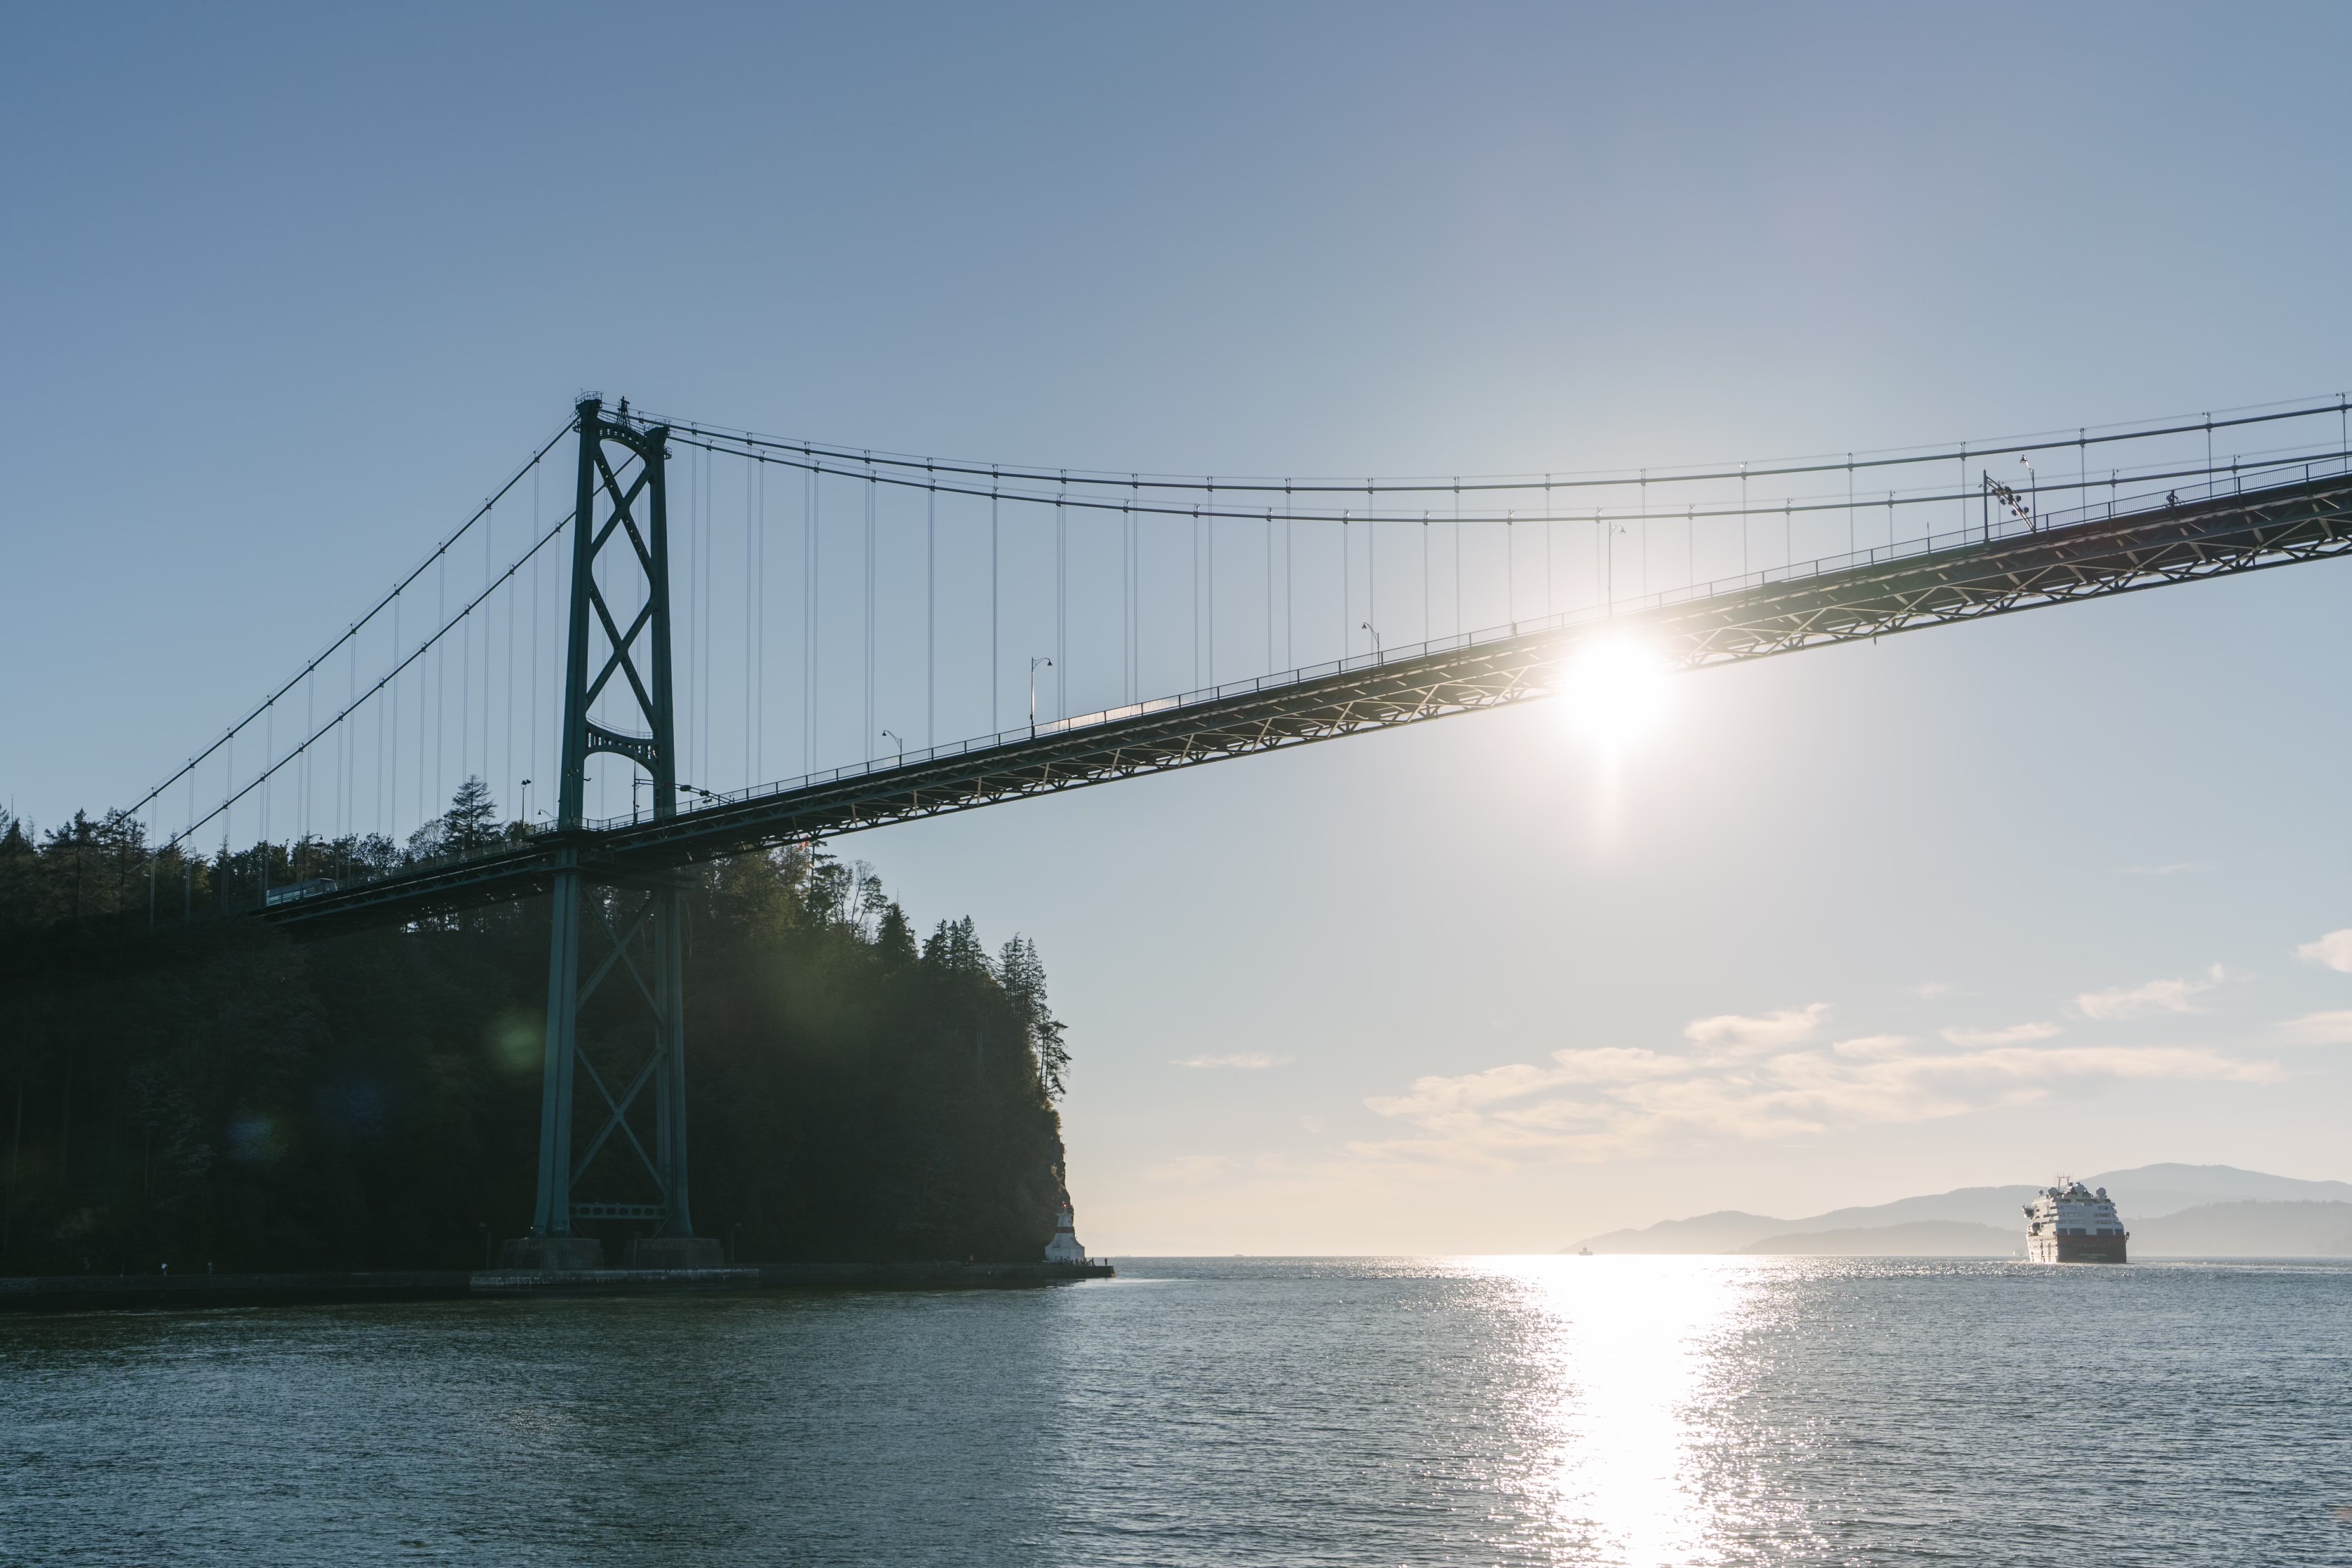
1 1256 2346 1566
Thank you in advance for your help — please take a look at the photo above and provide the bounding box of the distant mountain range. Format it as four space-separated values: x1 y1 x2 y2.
1570 1164 2352 1258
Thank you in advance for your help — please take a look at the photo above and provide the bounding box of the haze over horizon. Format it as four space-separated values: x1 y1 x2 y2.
4 4 2346 1254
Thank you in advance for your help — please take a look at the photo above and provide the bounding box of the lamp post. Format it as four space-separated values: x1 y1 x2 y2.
2018 455 2036 529
1029 657 1053 738
519 779 532 830
881 729 905 766
1360 621 1381 658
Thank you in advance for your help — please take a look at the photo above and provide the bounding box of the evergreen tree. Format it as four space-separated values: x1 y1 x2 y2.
999 935 1069 1100
441 776 500 851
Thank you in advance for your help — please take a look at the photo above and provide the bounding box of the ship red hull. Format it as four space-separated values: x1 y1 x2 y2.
2028 1234 2128 1263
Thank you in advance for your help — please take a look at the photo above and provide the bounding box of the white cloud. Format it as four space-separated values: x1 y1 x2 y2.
2294 929 2352 974
2075 964 2229 1021
1832 1034 1918 1059
2276 1011 2352 1046
1682 1003 1830 1051
1940 1021 2061 1047
1172 1052 1292 1070
1913 982 1956 999
1353 1007 2280 1168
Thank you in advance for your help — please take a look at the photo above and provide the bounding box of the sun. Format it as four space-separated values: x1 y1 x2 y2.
1557 636 1672 748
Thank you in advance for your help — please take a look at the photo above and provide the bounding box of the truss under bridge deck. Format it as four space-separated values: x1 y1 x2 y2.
263 465 2351 934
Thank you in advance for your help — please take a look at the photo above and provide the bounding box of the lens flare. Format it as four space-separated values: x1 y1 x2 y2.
1557 637 1671 748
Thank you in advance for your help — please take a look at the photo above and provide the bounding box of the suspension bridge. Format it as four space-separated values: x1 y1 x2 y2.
107 395 2352 1265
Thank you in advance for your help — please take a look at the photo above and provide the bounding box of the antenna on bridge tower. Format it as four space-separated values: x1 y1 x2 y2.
510 396 715 1269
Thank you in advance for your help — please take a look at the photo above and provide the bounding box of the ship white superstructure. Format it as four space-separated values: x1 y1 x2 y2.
2024 1181 2129 1263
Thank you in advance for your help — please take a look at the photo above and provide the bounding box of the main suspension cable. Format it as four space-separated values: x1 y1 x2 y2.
128 417 575 826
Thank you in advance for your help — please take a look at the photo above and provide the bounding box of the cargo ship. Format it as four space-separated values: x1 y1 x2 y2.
2024 1180 2129 1262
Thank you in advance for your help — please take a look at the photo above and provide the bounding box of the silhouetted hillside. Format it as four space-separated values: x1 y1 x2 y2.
0 792 1073 1273
1572 1164 2352 1255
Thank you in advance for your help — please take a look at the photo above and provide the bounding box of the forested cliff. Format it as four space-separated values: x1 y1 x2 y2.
0 790 1072 1273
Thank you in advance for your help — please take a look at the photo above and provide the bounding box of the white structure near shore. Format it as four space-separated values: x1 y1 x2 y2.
1044 1197 1086 1264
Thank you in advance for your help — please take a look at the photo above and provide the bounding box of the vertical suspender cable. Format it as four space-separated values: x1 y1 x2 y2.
1055 496 1066 719
1452 482 1461 637
1205 485 1215 686
757 459 766 783
748 451 757 786
991 489 1000 731
695 445 705 790
531 462 541 822
1506 515 1515 628
531 486 542 825
459 528 471 790
806 466 817 771
390 595 402 838
482 495 493 787
865 471 875 760
1956 444 1966 545
428 552 442 823
926 482 936 747
503 491 514 809
388 592 398 844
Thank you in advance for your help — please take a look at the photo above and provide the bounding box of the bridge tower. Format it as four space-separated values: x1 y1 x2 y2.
506 396 715 1270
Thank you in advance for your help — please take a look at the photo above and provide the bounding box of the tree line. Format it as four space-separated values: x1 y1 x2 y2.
0 782 1073 1273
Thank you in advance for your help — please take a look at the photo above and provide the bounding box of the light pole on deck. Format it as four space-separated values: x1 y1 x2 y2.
1029 658 1053 738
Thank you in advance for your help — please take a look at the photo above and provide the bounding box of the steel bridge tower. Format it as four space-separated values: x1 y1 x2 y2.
505 397 717 1270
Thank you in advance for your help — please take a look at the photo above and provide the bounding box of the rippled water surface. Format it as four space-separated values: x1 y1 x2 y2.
2 1257 2346 1565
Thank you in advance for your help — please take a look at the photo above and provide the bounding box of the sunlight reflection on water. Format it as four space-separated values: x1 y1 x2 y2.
1485 1256 1759 1564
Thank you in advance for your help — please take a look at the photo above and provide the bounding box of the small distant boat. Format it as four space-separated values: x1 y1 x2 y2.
2024 1180 2129 1263
1576 1246 1593 1257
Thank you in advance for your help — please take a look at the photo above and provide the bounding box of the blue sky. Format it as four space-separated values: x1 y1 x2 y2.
3 4 2346 1250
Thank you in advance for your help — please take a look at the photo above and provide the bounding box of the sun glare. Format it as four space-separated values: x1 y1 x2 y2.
1558 637 1672 749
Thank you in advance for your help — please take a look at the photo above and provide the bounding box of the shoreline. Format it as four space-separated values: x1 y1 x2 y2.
0 1259 1114 1316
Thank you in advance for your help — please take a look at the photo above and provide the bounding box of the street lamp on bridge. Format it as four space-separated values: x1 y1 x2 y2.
881 729 905 766
1029 657 1054 737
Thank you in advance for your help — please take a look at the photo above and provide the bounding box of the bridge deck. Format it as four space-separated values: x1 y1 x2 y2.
264 468 2351 932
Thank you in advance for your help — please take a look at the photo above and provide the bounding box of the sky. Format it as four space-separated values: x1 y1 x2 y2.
2 3 2346 1253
